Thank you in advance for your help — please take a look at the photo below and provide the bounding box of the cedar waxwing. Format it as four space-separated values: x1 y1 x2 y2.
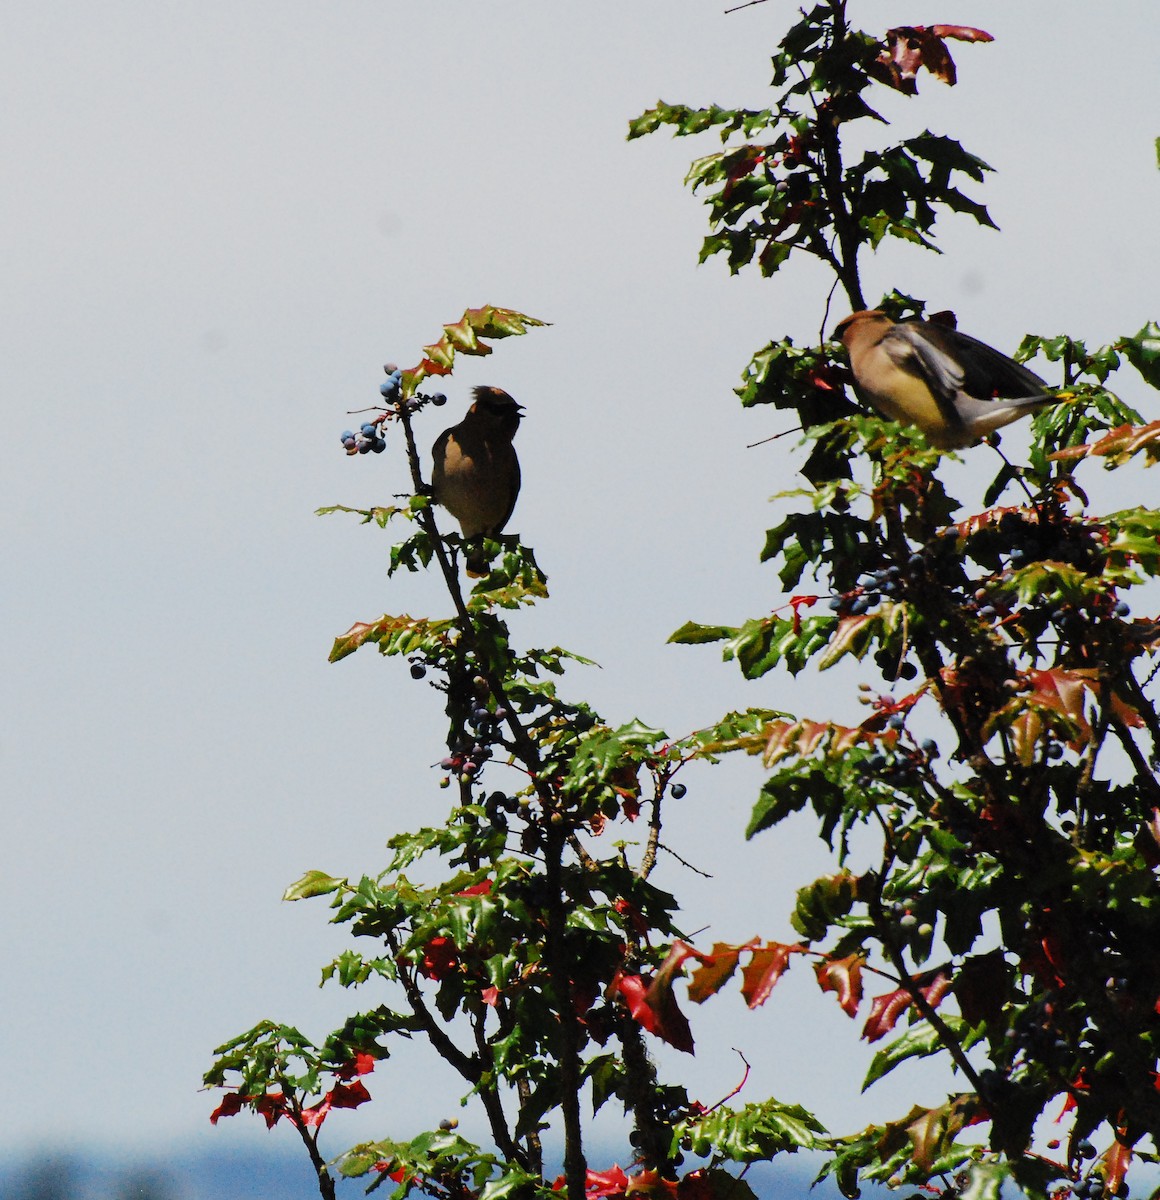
834 310 1056 449
431 386 524 575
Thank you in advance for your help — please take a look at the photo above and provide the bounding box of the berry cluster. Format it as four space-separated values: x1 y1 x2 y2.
338 361 447 456
340 421 386 455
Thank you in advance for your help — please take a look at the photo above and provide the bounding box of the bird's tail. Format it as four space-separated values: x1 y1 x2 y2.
959 391 1066 439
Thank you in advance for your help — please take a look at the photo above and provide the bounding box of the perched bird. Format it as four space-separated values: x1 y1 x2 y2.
833 310 1057 449
431 386 524 575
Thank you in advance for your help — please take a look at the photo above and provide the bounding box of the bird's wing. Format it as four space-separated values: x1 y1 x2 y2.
879 323 966 407
903 322 1048 401
496 454 521 534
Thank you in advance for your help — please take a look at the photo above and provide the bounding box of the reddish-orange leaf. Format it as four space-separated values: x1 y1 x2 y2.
328 1079 371 1110
740 942 801 1008
687 941 750 1004
932 25 994 44
1104 1142 1133 1193
626 1169 681 1198
863 973 949 1042
209 1092 246 1124
610 965 696 1054
1050 420 1160 466
580 1166 630 1199
335 1050 377 1080
815 954 865 1017
419 936 460 981
295 1097 330 1129
863 986 912 1042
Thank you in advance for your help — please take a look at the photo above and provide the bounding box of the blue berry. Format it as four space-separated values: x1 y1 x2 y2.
670 782 687 799
380 380 399 397
410 663 426 679
383 362 399 374
432 393 447 406
340 430 355 443
1113 600 1130 617
371 438 386 453
361 422 377 435
358 440 373 454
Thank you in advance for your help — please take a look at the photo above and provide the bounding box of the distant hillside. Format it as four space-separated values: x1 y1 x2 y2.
0 1147 866 1200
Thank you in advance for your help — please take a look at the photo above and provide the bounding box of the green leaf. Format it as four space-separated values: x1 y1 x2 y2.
669 621 739 645
862 1016 981 1088
960 1160 1008 1200
283 870 345 901
1118 321 1160 389
677 1096 827 1161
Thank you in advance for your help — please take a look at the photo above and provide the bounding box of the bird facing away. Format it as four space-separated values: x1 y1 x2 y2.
431 386 524 575
833 310 1056 449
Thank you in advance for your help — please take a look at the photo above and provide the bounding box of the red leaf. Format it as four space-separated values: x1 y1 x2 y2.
687 941 749 1004
296 1097 330 1128
610 959 697 1054
1104 1142 1133 1194
418 936 460 980
253 1091 289 1129
863 987 912 1042
627 1169 681 1197
482 985 500 1007
209 1092 246 1125
871 25 991 94
336 1050 377 1080
576 1165 629 1199
614 898 650 938
815 954 865 1017
862 973 950 1043
741 942 801 1008
328 1079 371 1110
931 25 994 44
456 880 493 897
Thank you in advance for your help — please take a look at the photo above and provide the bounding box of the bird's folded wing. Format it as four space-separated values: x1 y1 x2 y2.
903 322 1048 401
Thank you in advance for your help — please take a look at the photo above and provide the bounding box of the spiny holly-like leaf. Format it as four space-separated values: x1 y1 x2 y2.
1117 321 1160 389
405 306 548 391
863 1016 981 1089
687 940 753 1004
906 1097 971 1172
677 1098 827 1161
611 942 708 1054
317 502 411 527
1050 420 1160 468
330 613 455 663
684 709 782 759
763 718 863 768
871 26 993 94
1103 1142 1133 1195
284 870 345 902
740 942 803 1008
815 954 864 1018
862 974 950 1044
791 872 862 942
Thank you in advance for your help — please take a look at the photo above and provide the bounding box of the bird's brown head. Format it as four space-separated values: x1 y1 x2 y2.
470 386 525 436
833 309 889 345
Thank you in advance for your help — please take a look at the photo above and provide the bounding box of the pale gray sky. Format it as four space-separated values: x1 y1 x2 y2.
3 0 1158 1162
